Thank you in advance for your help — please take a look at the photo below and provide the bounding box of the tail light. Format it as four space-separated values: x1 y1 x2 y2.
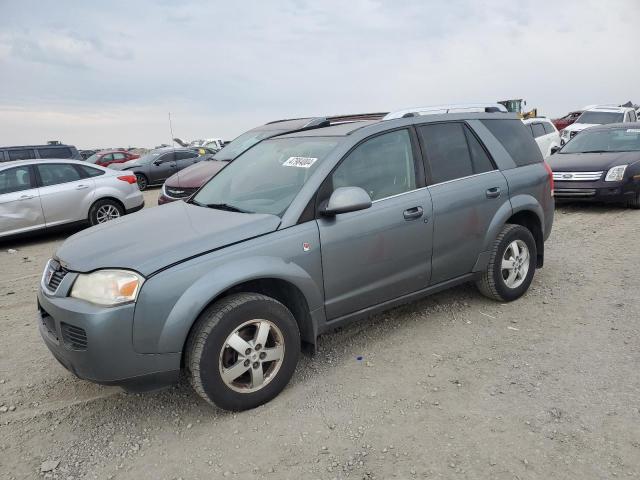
543 161 554 196
117 175 137 185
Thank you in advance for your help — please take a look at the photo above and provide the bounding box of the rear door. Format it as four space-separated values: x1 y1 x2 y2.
317 128 433 320
175 150 200 171
0 165 45 236
417 122 509 284
35 163 95 226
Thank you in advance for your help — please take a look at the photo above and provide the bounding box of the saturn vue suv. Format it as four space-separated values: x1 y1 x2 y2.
37 105 554 411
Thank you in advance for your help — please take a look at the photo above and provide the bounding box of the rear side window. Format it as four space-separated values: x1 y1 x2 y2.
38 147 73 159
78 165 105 177
8 149 35 161
481 119 543 166
0 166 34 194
531 123 546 138
36 163 83 186
418 123 494 184
176 151 198 160
542 122 556 135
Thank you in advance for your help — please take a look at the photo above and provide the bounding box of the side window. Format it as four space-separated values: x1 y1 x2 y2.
158 152 175 163
112 153 126 161
531 123 546 138
36 163 83 187
38 147 72 159
542 122 556 135
464 127 495 174
176 151 198 160
78 165 105 177
0 166 34 194
8 149 35 161
331 129 416 201
101 154 114 163
418 123 473 184
480 119 543 166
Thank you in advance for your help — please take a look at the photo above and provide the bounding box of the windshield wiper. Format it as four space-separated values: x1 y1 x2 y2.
204 203 251 213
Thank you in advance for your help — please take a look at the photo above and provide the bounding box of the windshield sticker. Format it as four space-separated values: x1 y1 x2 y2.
282 156 317 168
626 129 640 134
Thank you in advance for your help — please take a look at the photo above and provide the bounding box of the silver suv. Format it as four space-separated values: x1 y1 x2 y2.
37 107 554 411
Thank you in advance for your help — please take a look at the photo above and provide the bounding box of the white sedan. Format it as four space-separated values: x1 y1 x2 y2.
0 159 144 238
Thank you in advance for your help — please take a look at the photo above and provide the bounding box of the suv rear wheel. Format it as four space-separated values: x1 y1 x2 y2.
186 293 300 411
476 224 537 302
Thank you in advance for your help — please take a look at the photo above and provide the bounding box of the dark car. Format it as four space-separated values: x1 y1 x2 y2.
552 110 583 131
110 147 202 190
158 113 387 204
548 123 640 207
85 149 140 167
0 144 82 163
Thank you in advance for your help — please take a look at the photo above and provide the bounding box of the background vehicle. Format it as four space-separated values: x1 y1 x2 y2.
0 143 82 162
560 105 637 145
0 159 143 238
158 113 387 204
498 99 537 119
38 107 553 411
523 117 560 158
85 149 139 167
549 123 640 207
552 110 583 131
79 149 98 160
110 147 202 190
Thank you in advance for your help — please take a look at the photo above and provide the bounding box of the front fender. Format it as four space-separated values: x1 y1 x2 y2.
132 222 323 354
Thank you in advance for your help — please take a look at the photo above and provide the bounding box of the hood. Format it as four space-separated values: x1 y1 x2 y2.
548 151 640 172
55 201 281 276
564 122 598 133
165 160 229 188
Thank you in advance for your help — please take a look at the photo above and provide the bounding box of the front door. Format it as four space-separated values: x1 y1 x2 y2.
416 122 510 284
317 129 433 320
149 152 177 183
0 165 45 236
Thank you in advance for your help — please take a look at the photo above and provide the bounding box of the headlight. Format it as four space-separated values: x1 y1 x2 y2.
70 270 144 306
605 165 627 182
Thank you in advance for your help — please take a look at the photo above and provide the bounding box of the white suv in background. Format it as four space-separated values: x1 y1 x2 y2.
560 105 637 145
522 118 560 158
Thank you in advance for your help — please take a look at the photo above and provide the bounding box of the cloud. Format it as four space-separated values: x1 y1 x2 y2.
0 0 638 148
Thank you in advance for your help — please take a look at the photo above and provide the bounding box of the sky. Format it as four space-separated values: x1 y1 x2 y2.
0 0 638 149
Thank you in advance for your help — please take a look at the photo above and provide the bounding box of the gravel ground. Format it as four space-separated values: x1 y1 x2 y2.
1 189 639 479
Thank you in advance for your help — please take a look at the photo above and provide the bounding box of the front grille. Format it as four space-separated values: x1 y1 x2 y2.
165 186 197 199
555 188 597 197
61 323 88 350
553 171 603 181
45 259 68 292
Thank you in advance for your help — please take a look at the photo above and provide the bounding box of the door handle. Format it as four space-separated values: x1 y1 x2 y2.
486 187 501 199
403 206 423 220
19 194 34 200
75 185 89 190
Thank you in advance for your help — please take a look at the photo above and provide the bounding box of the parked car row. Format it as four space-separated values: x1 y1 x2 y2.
35 104 557 411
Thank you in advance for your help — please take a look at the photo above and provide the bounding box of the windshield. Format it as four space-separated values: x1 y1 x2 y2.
136 152 162 164
192 137 338 216
212 130 278 161
576 111 624 125
561 127 640 153
85 153 101 164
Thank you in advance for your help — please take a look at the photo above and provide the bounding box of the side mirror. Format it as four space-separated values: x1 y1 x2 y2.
153 160 161 166
550 146 561 155
320 186 372 216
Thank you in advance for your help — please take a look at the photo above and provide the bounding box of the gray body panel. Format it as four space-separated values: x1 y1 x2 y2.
37 111 554 388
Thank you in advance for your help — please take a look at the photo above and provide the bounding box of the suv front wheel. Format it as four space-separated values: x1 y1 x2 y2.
476 224 537 302
186 293 300 411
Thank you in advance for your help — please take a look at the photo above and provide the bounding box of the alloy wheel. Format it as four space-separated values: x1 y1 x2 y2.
501 239 530 289
95 204 121 223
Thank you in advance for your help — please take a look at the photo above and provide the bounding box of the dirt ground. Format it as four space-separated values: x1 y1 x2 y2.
1 188 639 480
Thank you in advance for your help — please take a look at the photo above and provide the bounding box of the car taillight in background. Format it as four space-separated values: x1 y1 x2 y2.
117 175 138 184
543 161 554 196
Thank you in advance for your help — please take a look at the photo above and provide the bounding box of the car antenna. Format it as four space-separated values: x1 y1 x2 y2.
168 111 181 191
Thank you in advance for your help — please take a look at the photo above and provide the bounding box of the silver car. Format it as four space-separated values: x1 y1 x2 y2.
0 159 144 238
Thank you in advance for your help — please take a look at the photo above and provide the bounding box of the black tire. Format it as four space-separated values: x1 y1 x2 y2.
627 190 640 209
476 224 537 302
135 173 148 191
186 293 300 411
88 199 124 226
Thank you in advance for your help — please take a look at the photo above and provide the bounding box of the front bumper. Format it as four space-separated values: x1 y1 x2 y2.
157 193 177 205
37 285 180 391
554 180 636 203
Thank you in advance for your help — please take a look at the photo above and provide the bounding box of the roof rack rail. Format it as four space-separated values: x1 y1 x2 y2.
383 103 508 120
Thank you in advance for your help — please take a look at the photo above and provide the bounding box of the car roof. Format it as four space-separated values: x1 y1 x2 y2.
584 105 631 113
0 144 74 150
522 117 552 124
0 158 104 169
276 120 379 138
97 149 130 154
581 122 640 132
